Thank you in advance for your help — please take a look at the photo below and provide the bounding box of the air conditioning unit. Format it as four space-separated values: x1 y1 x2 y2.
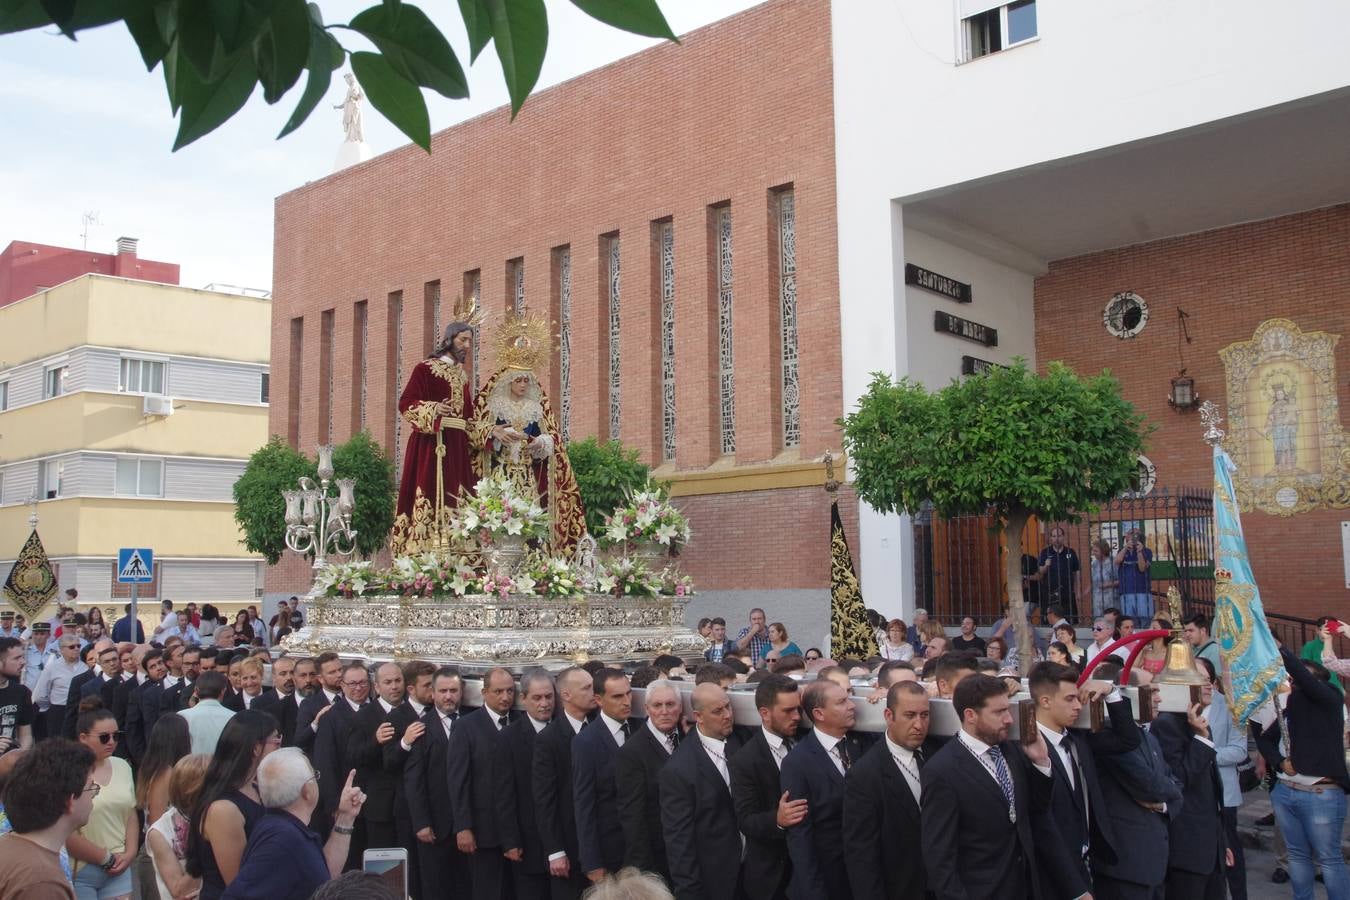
142 394 174 417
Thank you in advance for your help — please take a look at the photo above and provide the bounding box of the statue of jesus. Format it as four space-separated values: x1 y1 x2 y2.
391 314 479 554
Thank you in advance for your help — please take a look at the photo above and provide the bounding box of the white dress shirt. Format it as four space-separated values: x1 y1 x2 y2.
814 729 847 776
647 718 676 754
600 712 627 747
530 715 549 733
885 734 922 805
32 658 86 709
698 730 731 786
565 712 587 735
763 726 790 770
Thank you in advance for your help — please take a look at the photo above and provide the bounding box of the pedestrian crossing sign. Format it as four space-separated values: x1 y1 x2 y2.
117 548 154 583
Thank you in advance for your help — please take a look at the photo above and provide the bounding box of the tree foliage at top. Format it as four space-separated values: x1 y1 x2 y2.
842 360 1149 525
841 360 1150 669
566 436 656 535
233 431 396 564
0 0 676 151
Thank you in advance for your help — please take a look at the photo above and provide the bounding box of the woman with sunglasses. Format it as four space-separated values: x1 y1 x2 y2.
184 710 282 900
67 697 137 900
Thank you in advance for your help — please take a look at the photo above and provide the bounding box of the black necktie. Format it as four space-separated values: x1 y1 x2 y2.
838 741 852 772
620 720 631 739
670 729 681 748
914 747 925 769
579 717 589 730
497 715 508 729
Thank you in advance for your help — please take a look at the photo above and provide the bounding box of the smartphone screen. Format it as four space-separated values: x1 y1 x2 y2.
363 853 408 898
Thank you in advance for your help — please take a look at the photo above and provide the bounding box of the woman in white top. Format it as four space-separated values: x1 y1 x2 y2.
148 755 210 900
879 619 915 661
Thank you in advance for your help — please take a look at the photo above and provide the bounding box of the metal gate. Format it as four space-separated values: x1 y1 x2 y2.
912 486 1214 625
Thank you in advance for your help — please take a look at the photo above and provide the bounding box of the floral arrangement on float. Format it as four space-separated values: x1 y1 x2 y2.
600 484 692 559
312 477 697 602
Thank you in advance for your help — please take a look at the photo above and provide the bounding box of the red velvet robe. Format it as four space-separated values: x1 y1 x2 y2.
395 358 476 522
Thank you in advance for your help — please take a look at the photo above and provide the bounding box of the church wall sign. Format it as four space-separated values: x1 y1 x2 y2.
905 263 972 303
935 310 998 347
961 355 999 376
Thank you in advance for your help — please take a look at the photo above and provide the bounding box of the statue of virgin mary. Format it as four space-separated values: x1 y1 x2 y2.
473 315 587 551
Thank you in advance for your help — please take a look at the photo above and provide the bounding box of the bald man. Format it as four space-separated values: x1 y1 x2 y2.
660 683 742 900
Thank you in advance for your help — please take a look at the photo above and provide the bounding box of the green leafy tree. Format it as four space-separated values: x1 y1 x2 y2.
566 437 654 535
234 435 313 564
0 0 676 151
234 431 395 563
841 360 1150 670
332 430 396 557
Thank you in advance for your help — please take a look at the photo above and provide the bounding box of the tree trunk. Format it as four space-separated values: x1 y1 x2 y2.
1002 507 1034 674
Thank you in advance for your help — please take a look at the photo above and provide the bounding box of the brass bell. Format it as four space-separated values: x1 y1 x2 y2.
1156 638 1208 685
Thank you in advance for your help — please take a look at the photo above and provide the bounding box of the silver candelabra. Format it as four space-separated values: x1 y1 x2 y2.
283 445 357 570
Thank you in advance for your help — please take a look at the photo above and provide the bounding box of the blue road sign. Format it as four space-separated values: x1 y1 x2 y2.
117 548 154 584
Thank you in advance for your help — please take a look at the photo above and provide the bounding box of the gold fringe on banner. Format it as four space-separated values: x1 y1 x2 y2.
829 500 878 659
3 529 58 621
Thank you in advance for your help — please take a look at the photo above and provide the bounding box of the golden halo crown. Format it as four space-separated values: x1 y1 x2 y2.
1214 566 1233 584
451 293 485 329
494 312 554 372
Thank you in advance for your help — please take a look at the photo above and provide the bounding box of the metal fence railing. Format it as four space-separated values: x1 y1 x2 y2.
912 486 1215 626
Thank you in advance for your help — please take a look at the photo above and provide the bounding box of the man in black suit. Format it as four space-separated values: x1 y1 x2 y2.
125 649 167 764
383 659 436 893
1024 661 1137 900
921 674 1047 900
63 639 114 737
730 674 806 900
296 651 343 757
348 661 406 852
843 680 932 900
659 682 742 900
572 667 637 885
615 679 683 880
314 660 370 846
405 667 469 900
160 646 201 716
1152 663 1229 899
780 678 861 900
1093 685 1182 900
270 655 302 746
533 666 595 900
110 645 140 738
224 656 279 715
448 665 516 900
498 669 556 900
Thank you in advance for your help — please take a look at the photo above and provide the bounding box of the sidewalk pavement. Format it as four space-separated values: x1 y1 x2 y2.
1236 789 1350 858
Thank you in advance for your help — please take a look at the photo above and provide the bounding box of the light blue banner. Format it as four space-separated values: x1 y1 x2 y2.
1212 447 1286 725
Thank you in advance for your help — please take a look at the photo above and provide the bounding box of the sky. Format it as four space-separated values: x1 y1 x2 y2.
1 0 762 292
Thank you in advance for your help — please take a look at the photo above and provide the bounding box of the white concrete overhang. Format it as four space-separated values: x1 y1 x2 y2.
899 86 1350 274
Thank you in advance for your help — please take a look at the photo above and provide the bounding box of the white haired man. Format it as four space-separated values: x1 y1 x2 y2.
223 747 367 900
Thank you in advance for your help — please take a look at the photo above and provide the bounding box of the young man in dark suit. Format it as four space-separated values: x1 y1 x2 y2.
1026 661 1138 899
124 649 167 765
347 661 406 851
659 683 743 900
498 669 557 900
533 666 595 900
314 661 370 847
296 651 343 757
382 659 435 893
448 666 516 900
571 667 638 884
63 640 114 738
730 674 806 900
1092 684 1182 900
405 667 468 900
921 674 1048 900
780 678 863 900
615 679 683 881
158 646 200 717
1153 662 1230 899
843 680 933 900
